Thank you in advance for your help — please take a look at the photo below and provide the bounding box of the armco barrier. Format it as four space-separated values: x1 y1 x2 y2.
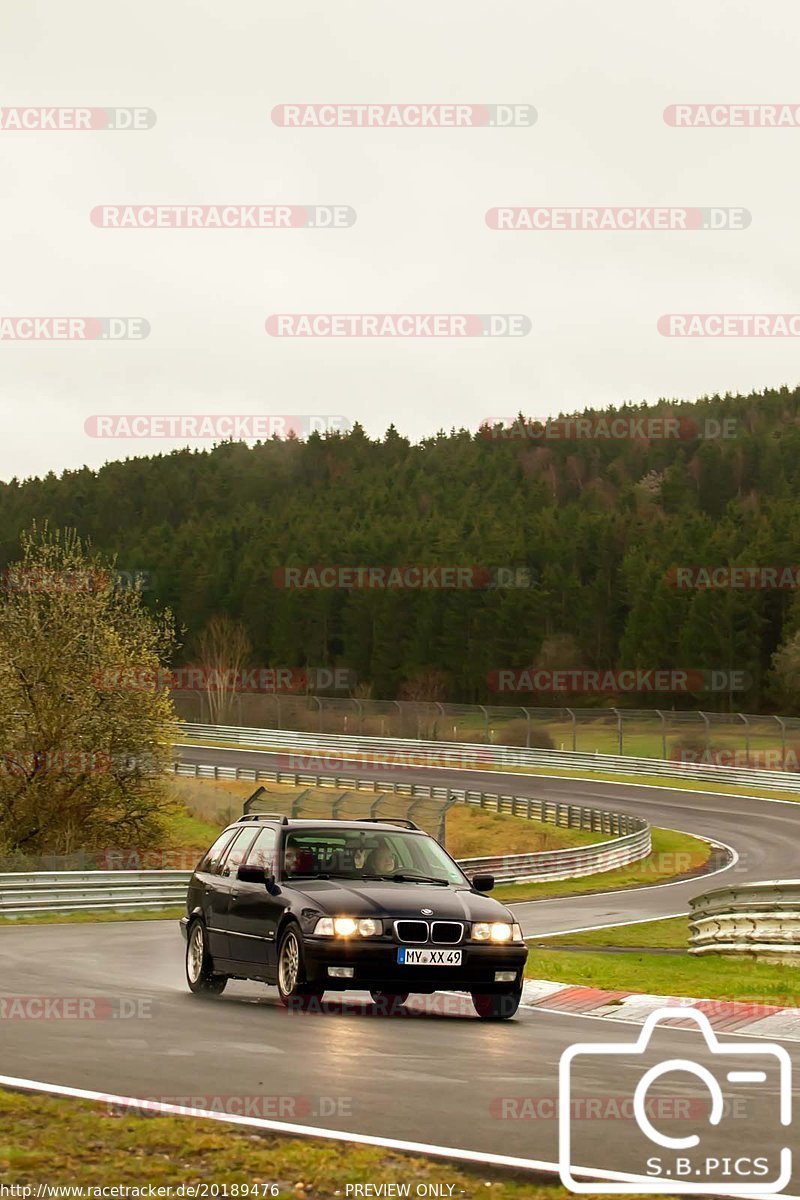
173 759 651 884
689 880 800 963
0 767 651 913
0 871 190 916
178 722 800 792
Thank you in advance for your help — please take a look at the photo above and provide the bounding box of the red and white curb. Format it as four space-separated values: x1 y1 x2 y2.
521 978 800 1041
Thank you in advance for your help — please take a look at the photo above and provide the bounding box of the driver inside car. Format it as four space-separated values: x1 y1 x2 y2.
366 841 398 874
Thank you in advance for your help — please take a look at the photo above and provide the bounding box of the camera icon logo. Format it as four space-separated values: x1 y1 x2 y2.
558 1006 792 1194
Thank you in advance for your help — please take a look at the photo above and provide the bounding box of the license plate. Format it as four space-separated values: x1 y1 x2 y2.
397 948 462 966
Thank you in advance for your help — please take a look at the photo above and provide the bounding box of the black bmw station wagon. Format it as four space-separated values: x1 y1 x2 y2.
180 814 529 1019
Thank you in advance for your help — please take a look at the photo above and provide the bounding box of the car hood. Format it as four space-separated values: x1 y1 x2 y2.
287 880 514 922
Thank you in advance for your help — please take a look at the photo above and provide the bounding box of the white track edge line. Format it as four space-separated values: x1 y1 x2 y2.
524 911 689 940
1 1073 795 1198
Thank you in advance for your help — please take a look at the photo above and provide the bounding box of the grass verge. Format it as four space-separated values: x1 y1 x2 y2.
539 916 689 949
0 908 184 926
525 916 800 1004
494 827 712 902
167 775 606 858
0 1088 664 1198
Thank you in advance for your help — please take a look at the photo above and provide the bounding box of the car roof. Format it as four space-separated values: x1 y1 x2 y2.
224 817 426 835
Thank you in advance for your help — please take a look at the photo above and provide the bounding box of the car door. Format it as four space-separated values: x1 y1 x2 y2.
227 825 288 973
192 827 239 959
205 825 259 959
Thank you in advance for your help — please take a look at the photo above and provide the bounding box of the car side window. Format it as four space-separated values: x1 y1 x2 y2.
244 826 278 875
197 829 237 874
217 826 258 878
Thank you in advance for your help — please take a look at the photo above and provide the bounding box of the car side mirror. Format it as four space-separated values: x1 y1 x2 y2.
471 873 495 892
237 863 266 885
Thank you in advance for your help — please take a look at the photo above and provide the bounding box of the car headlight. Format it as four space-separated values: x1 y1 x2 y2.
471 921 523 943
313 916 383 938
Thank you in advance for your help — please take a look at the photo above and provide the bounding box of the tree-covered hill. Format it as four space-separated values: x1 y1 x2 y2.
4 384 800 711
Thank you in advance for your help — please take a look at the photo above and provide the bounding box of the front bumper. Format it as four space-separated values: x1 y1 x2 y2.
303 937 528 993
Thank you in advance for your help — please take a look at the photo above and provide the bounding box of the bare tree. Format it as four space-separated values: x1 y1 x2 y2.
193 614 252 724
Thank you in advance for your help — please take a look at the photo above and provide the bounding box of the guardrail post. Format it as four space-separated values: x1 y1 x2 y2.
370 794 388 818
739 712 750 761
331 791 349 817
700 710 710 754
775 714 786 764
655 709 667 760
565 708 577 752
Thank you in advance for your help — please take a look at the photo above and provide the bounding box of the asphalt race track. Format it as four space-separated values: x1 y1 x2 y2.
176 744 800 936
1 745 798 1189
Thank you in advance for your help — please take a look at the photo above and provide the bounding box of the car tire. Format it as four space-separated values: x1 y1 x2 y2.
186 919 228 996
370 990 409 1013
277 926 324 1011
471 989 521 1021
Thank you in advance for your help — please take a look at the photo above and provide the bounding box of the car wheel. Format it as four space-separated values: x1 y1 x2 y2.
472 989 521 1021
277 926 323 1011
369 990 409 1013
186 920 228 996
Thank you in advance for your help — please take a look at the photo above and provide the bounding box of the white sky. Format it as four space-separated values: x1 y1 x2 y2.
1 0 799 480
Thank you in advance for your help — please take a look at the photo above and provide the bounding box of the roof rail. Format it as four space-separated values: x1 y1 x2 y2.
236 813 289 825
357 817 422 832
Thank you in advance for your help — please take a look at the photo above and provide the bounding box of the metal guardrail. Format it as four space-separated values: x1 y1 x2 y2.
689 880 800 961
0 871 189 916
178 722 800 793
173 694 800 762
174 759 650 883
0 766 651 913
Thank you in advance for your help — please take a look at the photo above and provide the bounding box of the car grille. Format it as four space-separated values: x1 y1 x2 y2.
394 920 464 945
431 921 463 945
395 920 429 944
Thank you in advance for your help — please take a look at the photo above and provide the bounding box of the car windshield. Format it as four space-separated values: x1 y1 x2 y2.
281 827 466 885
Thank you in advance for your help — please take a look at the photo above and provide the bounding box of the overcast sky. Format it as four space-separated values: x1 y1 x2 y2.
1 0 799 481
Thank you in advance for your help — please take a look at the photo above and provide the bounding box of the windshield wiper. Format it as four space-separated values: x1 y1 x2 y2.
376 873 450 886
